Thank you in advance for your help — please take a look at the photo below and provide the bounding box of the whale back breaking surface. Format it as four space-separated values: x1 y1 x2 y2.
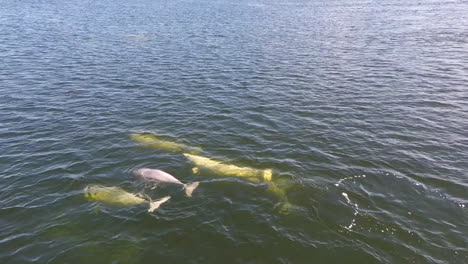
84 185 146 206
134 168 183 185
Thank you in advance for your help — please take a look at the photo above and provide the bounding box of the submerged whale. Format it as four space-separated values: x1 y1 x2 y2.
266 182 295 215
183 153 272 182
130 132 201 154
133 168 199 197
84 185 170 212
183 154 296 214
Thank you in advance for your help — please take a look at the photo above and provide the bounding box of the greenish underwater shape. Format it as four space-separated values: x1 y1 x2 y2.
130 132 202 154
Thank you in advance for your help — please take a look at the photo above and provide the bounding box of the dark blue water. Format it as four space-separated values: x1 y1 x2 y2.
1 0 467 263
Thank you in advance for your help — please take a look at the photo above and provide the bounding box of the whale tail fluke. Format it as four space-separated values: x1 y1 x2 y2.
276 202 296 215
183 182 199 197
148 196 171 212
263 169 273 181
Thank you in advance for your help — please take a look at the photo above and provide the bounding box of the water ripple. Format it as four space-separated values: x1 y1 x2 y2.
1 0 467 263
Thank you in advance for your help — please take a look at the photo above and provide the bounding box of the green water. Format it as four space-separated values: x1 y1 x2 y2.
1 0 467 263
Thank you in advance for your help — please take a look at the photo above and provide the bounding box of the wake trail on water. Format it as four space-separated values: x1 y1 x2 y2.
335 174 367 187
341 192 358 230
335 174 366 231
335 172 466 231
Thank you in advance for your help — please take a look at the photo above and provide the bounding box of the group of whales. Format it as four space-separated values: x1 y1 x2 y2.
84 168 199 212
84 132 293 214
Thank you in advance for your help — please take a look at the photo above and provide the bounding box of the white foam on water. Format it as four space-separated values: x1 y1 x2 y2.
337 172 466 210
433 189 466 209
336 172 466 233
335 174 366 187
341 192 359 230
335 175 366 230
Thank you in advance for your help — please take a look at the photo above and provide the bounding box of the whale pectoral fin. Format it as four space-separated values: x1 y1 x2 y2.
148 196 171 212
183 182 199 197
275 202 296 215
263 169 273 181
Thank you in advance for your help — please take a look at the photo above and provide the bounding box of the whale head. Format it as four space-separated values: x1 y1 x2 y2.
132 168 149 177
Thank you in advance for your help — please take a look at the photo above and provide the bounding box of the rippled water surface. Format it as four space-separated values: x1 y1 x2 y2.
1 0 467 263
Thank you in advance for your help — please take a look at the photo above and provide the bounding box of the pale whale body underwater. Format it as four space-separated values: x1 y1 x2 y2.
130 132 201 154
183 153 272 183
183 153 294 214
84 185 171 212
130 132 294 214
133 168 199 197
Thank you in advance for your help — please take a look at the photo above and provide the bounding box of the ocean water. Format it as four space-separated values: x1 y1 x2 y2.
1 0 467 263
